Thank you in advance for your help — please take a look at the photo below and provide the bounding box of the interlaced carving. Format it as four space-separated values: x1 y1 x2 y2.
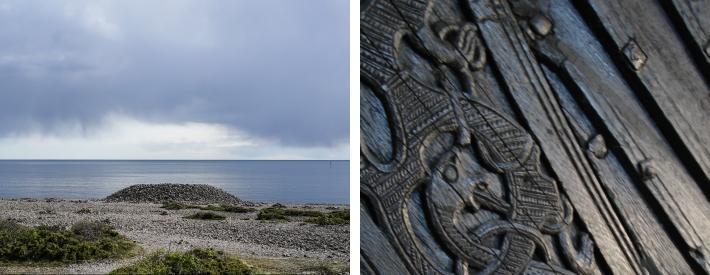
361 0 596 274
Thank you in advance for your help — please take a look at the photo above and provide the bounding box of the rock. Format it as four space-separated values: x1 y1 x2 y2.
103 184 241 204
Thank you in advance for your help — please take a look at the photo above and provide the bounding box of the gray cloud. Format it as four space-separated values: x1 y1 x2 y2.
0 0 349 146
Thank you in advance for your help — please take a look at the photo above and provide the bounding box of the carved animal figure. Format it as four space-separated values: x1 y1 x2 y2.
361 0 595 274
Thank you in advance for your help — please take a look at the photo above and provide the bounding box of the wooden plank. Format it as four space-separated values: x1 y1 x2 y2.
666 0 710 69
583 0 710 194
360 205 410 274
578 1 710 272
542 61 694 273
525 1 709 273
467 0 639 273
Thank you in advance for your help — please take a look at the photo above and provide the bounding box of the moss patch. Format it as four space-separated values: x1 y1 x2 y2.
109 248 254 275
0 219 137 263
184 212 226 221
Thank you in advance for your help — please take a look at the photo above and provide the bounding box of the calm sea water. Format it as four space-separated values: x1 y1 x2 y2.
0 160 349 204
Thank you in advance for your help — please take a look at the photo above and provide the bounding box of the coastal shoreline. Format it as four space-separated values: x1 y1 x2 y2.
0 198 349 274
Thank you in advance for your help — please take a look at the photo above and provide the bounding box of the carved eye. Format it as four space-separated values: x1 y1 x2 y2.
476 181 489 190
444 164 458 182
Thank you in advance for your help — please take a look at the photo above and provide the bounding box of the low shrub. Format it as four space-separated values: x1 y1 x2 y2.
109 248 254 275
0 219 23 233
306 262 348 275
328 210 349 220
71 220 117 241
184 212 226 221
0 219 136 263
256 208 287 221
218 205 256 213
304 210 349 226
284 209 323 217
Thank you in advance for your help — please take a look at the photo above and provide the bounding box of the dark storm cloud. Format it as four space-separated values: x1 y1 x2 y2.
0 0 349 146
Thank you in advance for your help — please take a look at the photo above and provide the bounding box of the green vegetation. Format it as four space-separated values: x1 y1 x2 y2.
242 256 347 275
257 207 349 225
109 248 254 275
184 212 226 221
255 207 288 221
203 204 256 213
305 210 349 226
163 202 349 225
305 263 349 275
161 202 255 213
284 209 324 217
161 202 192 210
256 207 324 221
0 219 137 263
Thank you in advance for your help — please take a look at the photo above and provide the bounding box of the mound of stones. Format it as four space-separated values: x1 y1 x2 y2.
104 184 241 204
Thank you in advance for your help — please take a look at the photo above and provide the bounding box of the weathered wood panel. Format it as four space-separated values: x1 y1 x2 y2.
360 203 410 275
666 0 710 75
582 0 710 193
361 0 710 274
469 1 647 273
526 1 709 273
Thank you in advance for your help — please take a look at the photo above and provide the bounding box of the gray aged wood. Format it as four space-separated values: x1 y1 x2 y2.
360 0 710 274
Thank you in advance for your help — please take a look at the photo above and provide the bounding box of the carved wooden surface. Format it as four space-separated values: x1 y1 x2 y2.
360 0 710 274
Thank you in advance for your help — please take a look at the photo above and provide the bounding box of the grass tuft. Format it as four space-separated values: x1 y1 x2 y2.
0 219 137 263
109 248 254 275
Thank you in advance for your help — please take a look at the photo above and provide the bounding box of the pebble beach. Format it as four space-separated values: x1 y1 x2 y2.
0 185 349 274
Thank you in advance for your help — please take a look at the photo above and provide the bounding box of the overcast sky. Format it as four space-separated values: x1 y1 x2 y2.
0 0 349 160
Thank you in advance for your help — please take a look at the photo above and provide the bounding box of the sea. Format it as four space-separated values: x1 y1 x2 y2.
0 160 349 204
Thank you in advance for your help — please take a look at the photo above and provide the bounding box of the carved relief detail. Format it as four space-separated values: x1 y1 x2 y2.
361 0 596 274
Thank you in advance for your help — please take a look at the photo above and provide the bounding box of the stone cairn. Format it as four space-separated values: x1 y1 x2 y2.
104 183 241 205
